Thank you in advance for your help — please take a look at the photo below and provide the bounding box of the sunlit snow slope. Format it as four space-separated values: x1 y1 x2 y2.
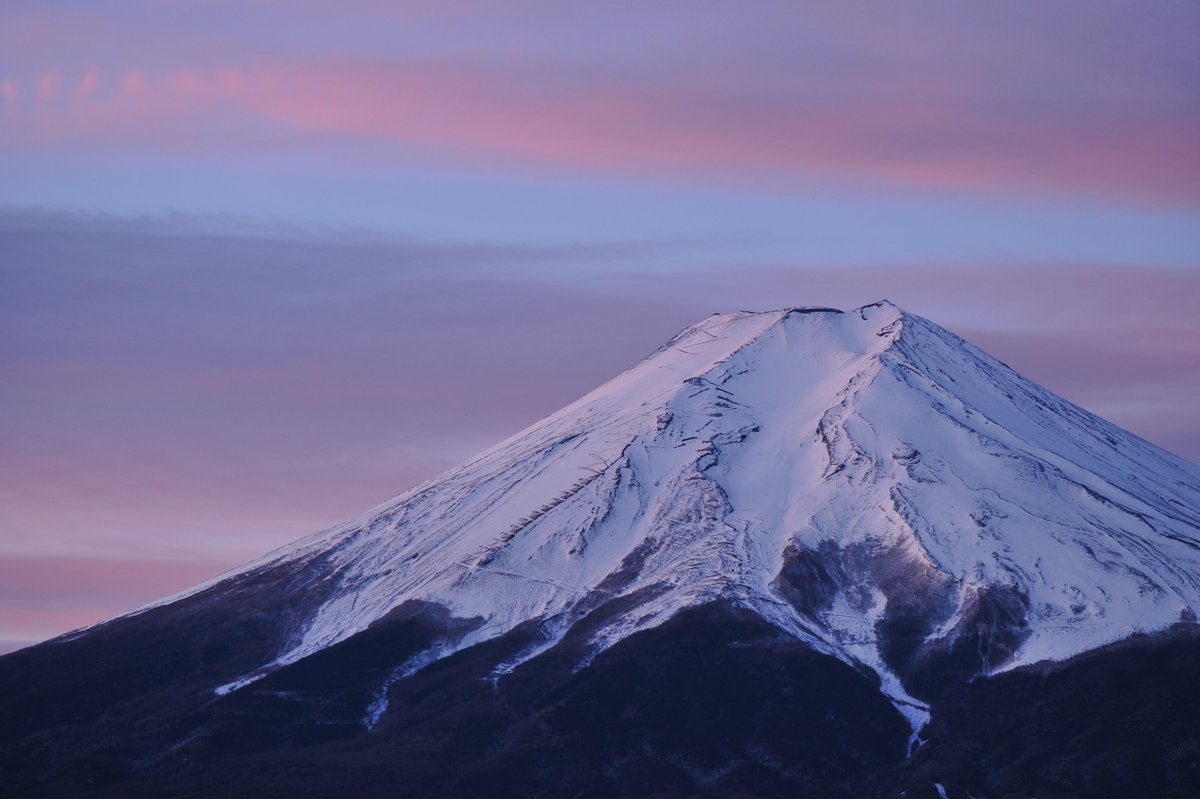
138 302 1200 725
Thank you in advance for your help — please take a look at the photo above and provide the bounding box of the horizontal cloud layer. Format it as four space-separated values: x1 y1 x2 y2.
3 1 1198 203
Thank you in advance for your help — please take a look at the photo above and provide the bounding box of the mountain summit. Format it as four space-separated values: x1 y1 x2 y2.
199 301 1200 722
4 302 1200 798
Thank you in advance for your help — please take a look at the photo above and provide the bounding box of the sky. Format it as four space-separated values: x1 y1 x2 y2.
1 0 1198 654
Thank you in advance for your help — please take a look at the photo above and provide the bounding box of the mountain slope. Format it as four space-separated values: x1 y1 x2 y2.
3 301 1199 798
143 301 1200 721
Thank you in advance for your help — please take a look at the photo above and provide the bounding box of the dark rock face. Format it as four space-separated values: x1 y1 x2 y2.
773 536 1040 706
459 603 911 799
879 581 1033 701
2 599 1198 798
896 625 1200 799
0 602 908 797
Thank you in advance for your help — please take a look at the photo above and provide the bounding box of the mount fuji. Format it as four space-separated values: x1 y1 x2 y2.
3 302 1199 798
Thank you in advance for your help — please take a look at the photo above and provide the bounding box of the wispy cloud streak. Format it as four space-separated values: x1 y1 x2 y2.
3 57 1196 204
4 0 1198 206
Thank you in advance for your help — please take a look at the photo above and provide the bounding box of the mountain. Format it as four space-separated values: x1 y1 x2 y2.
3 301 1199 798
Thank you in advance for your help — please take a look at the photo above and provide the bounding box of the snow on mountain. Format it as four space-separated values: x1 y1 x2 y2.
143 301 1200 729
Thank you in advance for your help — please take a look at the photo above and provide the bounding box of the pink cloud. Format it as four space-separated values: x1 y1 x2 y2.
120 69 147 96
72 67 100 101
0 77 17 107
35 70 59 107
3 58 1197 203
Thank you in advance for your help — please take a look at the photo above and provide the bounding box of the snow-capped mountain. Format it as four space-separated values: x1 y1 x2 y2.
4 301 1199 799
153 301 1200 726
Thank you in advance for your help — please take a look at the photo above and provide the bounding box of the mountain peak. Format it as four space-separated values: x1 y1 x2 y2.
649 300 907 380
11 302 1199 798
91 304 1200 733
